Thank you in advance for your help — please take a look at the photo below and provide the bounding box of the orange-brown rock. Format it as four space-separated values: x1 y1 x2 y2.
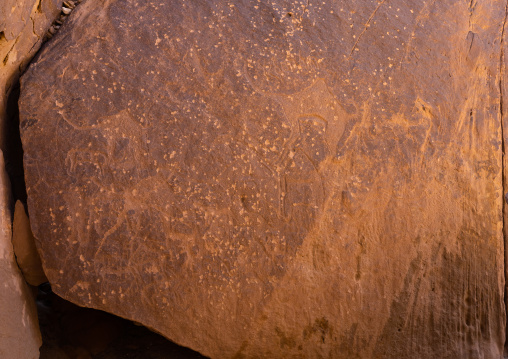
19 0 508 357
0 151 41 359
0 1 62 357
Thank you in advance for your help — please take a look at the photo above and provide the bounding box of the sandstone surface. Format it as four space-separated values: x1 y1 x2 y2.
0 150 41 359
19 0 508 357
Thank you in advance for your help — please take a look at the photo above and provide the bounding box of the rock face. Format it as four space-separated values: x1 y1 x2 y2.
19 0 508 357
0 151 41 359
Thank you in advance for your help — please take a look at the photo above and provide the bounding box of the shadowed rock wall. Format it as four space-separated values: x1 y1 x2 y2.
0 0 62 357
0 150 41 359
0 0 62 152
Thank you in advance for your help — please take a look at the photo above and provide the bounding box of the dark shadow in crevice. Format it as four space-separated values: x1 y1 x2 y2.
37 283 208 359
4 79 27 206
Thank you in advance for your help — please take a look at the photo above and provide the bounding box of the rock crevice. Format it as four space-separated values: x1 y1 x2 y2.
499 2 508 352
502 0 508 352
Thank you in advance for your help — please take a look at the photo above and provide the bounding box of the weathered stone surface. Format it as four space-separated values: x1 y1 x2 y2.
0 150 41 359
12 200 47 285
19 0 508 357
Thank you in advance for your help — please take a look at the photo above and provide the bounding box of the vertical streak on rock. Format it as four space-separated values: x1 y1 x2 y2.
502 0 508 351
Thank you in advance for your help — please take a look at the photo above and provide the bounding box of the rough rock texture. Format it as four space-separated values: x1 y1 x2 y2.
0 0 62 152
0 150 41 359
12 200 47 285
19 0 508 358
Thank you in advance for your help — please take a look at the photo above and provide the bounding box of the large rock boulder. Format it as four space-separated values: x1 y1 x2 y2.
0 150 41 359
19 0 507 357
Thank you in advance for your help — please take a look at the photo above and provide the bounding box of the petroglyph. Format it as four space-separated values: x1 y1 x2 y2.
18 0 507 358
